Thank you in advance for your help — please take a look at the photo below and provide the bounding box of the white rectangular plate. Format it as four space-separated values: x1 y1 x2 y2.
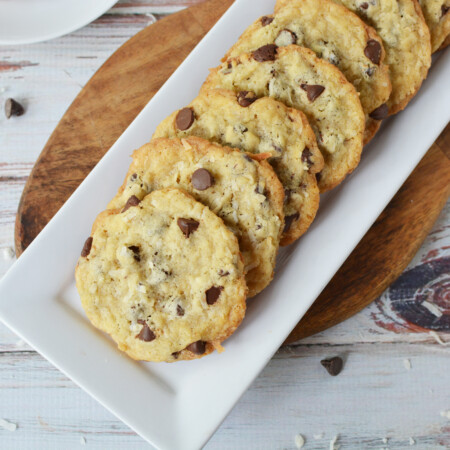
0 1 449 449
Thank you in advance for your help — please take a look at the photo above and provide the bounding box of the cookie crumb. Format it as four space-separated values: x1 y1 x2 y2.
0 418 17 431
80 436 86 445
403 359 411 370
409 437 415 445
294 434 305 448
330 434 340 450
2 247 15 261
441 410 450 420
382 437 389 444
314 433 324 439
429 331 449 346
422 301 443 317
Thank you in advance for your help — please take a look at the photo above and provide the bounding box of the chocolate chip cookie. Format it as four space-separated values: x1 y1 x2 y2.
224 0 391 144
75 188 247 362
277 0 431 115
108 137 284 297
202 45 365 192
153 89 323 246
419 0 450 52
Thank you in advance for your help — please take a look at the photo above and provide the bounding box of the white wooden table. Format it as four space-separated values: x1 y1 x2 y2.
0 1 449 449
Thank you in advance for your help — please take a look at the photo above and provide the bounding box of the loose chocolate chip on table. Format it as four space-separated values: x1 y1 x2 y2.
122 195 141 212
191 168 214 190
300 84 325 102
252 44 278 62
320 356 343 376
369 103 389 120
81 237 93 257
177 218 199 238
186 340 206 355
128 245 140 262
275 29 297 46
176 107 195 131
284 213 300 233
261 16 274 26
177 305 185 317
364 39 382 65
4 98 24 119
301 148 313 168
136 320 156 342
206 286 223 305
237 90 257 107
442 5 449 16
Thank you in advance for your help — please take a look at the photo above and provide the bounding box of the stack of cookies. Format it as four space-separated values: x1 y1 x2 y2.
75 0 447 363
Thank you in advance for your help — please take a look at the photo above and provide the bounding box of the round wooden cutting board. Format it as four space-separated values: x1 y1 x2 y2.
14 0 450 343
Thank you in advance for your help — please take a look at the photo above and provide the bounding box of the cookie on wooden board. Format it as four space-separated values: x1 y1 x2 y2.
108 137 285 297
224 0 391 144
76 188 247 362
419 0 450 52
153 89 323 245
202 45 365 192
275 0 432 115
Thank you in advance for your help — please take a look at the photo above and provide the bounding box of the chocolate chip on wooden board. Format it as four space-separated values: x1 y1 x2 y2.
191 168 214 190
300 84 325 102
364 39 382 65
177 218 199 238
5 98 24 119
252 44 278 62
176 107 195 130
320 356 343 376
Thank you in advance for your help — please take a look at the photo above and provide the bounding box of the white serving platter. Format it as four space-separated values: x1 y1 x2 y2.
0 0 449 449
0 0 118 45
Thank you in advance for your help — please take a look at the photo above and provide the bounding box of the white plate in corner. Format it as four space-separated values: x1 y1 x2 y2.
0 0 118 45
0 0 449 449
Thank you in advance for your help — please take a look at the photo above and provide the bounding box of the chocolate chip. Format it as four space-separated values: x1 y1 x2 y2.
316 172 322 182
369 103 389 120
300 84 325 102
130 173 137 181
177 305 185 316
177 218 199 238
360 2 369 9
365 66 376 77
122 195 140 212
275 29 297 47
172 351 180 359
176 107 195 131
4 98 24 119
206 286 223 305
237 90 257 107
320 356 343 376
284 189 292 204
186 340 206 355
244 154 254 163
442 5 449 17
81 237 93 257
252 44 278 62
218 270 230 277
136 320 156 342
301 148 313 168
191 168 214 190
284 213 300 233
364 39 382 65
261 16 274 26
128 245 140 261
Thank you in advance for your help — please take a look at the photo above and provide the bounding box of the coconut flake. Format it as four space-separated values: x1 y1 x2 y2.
330 434 340 450
382 437 389 444
403 359 412 370
422 301 443 318
441 410 450 420
80 436 86 445
409 437 415 445
0 418 17 431
429 331 450 346
314 433 324 439
294 434 305 448
2 247 15 261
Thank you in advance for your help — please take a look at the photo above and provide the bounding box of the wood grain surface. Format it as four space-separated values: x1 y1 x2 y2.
1 1 450 449
13 0 450 341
